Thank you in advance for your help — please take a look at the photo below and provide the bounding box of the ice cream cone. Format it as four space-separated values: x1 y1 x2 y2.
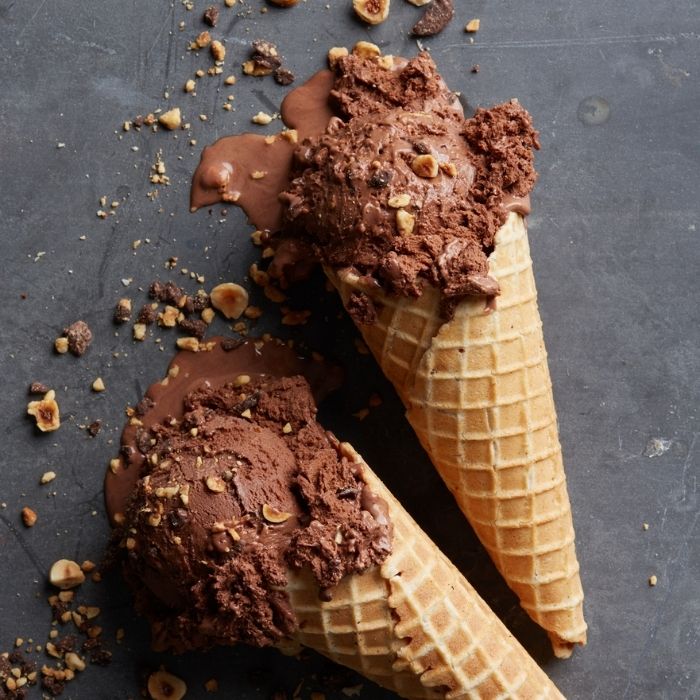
326 213 586 658
286 442 564 699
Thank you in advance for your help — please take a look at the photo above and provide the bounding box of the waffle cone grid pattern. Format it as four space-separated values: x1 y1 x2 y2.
327 214 586 655
286 447 564 699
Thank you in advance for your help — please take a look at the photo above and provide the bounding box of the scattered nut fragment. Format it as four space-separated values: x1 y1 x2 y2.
194 30 211 48
465 18 480 32
148 670 187 700
440 162 457 177
158 305 180 328
224 0 236 6
21 506 37 528
204 678 219 692
327 46 349 69
133 323 147 341
27 390 60 432
54 336 69 354
201 307 215 324
252 111 273 125
281 309 311 326
114 298 132 323
63 320 92 356
210 40 226 62
251 170 267 179
411 154 439 178
210 283 249 319
203 4 219 26
406 0 431 5
49 560 85 590
234 374 251 386
649 575 658 587
205 476 226 493
91 377 106 393
41 471 56 484
282 422 293 434
262 504 292 523
159 108 182 130
176 337 201 352
64 652 86 672
184 79 196 93
388 193 410 208
280 128 298 144
353 0 390 25
396 209 416 235
352 41 381 58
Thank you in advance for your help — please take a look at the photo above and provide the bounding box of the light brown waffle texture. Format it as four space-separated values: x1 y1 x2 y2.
286 443 565 699
327 213 587 657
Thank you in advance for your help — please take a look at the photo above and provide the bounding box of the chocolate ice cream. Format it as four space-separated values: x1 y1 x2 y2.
107 339 391 653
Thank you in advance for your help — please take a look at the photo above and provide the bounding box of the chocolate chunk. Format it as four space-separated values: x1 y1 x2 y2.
178 317 208 340
149 280 183 304
87 420 102 437
191 290 211 311
252 39 282 68
412 0 454 37
203 4 219 26
368 169 392 188
274 67 295 86
220 338 245 352
345 292 377 325
29 382 50 394
135 396 155 417
137 304 158 325
471 64 480 73
63 320 92 357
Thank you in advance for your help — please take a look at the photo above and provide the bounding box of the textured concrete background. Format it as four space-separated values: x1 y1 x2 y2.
0 0 698 697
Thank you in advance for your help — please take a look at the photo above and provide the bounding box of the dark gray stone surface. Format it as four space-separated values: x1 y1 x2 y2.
1 1 698 698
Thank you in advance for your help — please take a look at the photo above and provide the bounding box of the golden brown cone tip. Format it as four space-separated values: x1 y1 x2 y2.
285 442 565 699
326 213 587 657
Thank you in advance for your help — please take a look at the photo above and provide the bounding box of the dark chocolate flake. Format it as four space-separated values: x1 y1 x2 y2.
412 0 454 37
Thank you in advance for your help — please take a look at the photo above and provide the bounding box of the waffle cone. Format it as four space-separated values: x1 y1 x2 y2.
286 442 564 699
325 213 586 658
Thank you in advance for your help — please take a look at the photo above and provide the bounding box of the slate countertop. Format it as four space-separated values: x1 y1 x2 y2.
1 1 698 698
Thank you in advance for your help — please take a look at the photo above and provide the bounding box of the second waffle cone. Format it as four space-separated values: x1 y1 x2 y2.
326 213 587 657
286 442 564 699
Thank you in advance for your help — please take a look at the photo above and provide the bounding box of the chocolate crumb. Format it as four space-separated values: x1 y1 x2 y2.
178 317 208 340
87 420 102 437
29 382 50 395
220 338 245 352
471 64 480 73
412 0 454 36
368 170 392 189
274 67 295 86
149 281 183 305
63 321 92 357
203 5 219 26
346 292 377 325
113 298 132 323
137 305 158 325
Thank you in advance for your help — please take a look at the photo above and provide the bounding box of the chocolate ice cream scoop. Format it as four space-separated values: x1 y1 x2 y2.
108 338 391 653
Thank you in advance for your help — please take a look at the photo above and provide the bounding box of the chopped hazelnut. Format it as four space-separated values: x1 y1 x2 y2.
205 476 226 493
280 129 298 144
440 162 458 177
244 306 262 319
201 307 215 324
159 108 182 130
224 75 237 85
184 79 196 93
233 374 251 386
21 506 37 528
210 40 226 62
264 285 286 303
54 337 69 354
64 653 86 672
40 471 56 484
388 193 410 208
649 574 658 586
262 503 292 523
396 209 416 235
465 18 481 32
147 670 187 700
327 46 349 69
91 377 106 392
352 41 382 58
133 323 147 341
176 337 201 352
411 154 439 178
252 111 273 125
353 0 389 25
204 678 219 692
49 559 85 590
195 30 211 48
210 283 249 319
27 390 60 432
158 305 180 328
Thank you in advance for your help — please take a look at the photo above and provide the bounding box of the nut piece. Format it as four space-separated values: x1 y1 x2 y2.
411 154 439 178
252 111 273 125
64 652 86 672
649 574 658 587
40 471 57 484
147 670 187 700
327 46 349 69
49 559 85 590
92 377 106 392
21 507 37 528
210 40 226 62
205 476 226 493
158 305 180 328
396 209 416 235
184 79 196 93
210 283 249 319
54 337 69 354
114 298 132 323
465 18 480 32
159 108 182 130
352 41 381 59
27 390 61 432
133 323 147 341
407 0 431 4
262 503 292 523
388 193 410 208
176 337 201 352
353 0 390 25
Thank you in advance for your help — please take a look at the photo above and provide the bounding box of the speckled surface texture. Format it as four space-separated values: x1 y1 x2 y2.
1 1 698 698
